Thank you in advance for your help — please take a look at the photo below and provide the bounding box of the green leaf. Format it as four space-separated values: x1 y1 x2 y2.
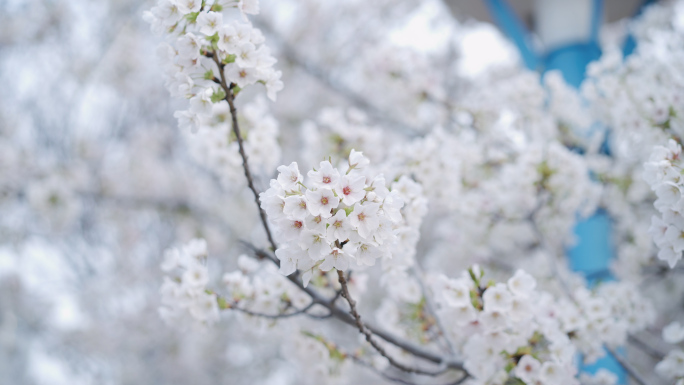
185 11 200 23
211 88 226 103
223 54 236 64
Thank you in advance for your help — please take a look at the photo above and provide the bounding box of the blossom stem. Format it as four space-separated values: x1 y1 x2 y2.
245 245 465 373
211 50 279 253
412 265 457 356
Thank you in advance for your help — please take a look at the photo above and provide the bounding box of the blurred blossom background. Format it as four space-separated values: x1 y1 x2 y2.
1 0 684 384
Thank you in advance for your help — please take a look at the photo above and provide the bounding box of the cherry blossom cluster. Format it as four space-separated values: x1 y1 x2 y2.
260 151 410 283
579 5 684 274
221 255 312 319
185 97 280 188
428 269 580 384
426 268 653 384
645 140 684 268
143 0 283 133
564 282 655 363
388 125 600 268
158 239 220 325
657 321 684 383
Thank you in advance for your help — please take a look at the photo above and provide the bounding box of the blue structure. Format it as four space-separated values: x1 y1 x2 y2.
482 0 656 382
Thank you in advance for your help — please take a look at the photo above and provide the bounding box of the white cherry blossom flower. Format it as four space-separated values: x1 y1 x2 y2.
189 292 219 323
507 269 536 297
663 321 684 344
183 263 209 288
275 246 300 276
308 161 340 189
305 188 339 218
176 33 201 59
218 24 239 53
298 230 330 260
224 64 258 88
276 162 302 191
337 174 366 206
283 195 308 220
326 209 352 242
348 149 370 172
197 11 223 36
349 202 380 239
483 283 512 313
515 355 541 383
319 247 351 271
175 0 201 14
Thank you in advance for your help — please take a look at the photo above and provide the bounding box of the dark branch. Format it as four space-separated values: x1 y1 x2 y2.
211 50 279 253
337 269 449 376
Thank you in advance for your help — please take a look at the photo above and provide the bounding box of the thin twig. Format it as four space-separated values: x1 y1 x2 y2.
246 245 465 373
351 355 469 385
228 301 317 320
337 269 449 376
412 265 457 356
211 50 279 253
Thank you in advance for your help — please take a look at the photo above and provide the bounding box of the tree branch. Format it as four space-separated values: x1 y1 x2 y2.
211 50 279 253
209 49 465 379
226 300 317 320
336 269 449 376
244 244 465 374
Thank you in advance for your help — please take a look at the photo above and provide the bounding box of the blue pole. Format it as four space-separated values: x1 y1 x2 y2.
482 0 539 70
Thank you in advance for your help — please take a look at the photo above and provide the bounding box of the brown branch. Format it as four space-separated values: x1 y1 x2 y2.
207 50 465 379
336 269 449 376
246 245 465 374
227 300 317 320
211 50 278 253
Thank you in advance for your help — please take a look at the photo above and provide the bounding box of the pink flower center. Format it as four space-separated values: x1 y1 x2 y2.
323 176 331 183
357 213 366 222
321 197 329 205
343 186 351 195
293 221 303 229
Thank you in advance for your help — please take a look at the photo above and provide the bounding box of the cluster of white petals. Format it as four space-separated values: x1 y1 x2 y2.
645 140 684 268
260 151 427 284
143 0 282 133
222 255 312 318
580 5 684 272
159 239 219 324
